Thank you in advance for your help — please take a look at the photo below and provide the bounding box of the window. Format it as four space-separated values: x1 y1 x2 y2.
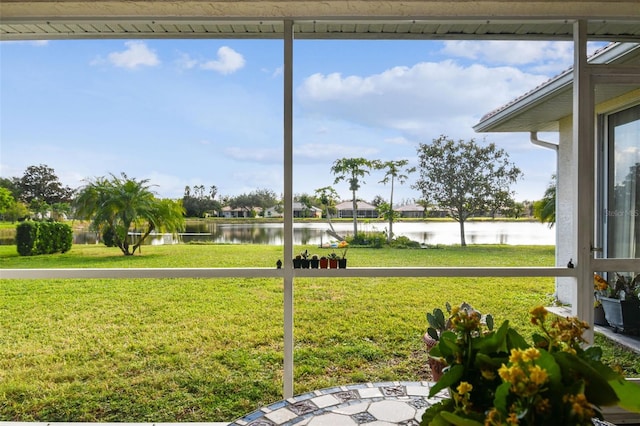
603 104 640 259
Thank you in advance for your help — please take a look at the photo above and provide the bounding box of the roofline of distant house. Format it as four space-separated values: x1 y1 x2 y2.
473 42 640 133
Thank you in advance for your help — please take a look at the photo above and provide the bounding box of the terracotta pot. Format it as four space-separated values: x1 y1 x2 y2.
423 333 446 381
329 259 338 269
319 258 328 269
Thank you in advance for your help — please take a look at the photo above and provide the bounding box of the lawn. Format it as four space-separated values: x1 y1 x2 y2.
1 243 638 422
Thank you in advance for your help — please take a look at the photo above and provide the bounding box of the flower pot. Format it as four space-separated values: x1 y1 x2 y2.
338 258 347 269
594 304 608 326
310 258 319 269
423 333 446 381
319 258 328 269
600 297 640 333
300 258 310 269
292 258 301 269
329 259 338 269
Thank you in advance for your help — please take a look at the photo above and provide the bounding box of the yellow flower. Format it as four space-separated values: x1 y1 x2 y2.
594 274 609 291
521 347 540 362
457 381 473 395
529 306 548 325
535 397 551 414
527 365 548 386
481 368 496 380
508 348 524 364
506 412 519 425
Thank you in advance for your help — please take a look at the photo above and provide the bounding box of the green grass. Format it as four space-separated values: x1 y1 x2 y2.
1 244 638 422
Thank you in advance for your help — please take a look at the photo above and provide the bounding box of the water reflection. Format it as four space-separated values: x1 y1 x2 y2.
0 221 556 246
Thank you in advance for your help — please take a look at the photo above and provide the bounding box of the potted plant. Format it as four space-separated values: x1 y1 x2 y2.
328 252 339 269
319 255 328 269
595 273 640 333
338 240 348 268
423 302 454 381
422 302 640 426
300 250 310 269
292 254 302 269
310 254 320 269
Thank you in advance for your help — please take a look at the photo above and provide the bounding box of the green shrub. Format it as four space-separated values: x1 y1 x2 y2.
15 221 72 256
390 235 421 249
16 221 38 256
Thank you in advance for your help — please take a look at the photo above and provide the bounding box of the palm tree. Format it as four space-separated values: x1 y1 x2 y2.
533 175 556 228
331 157 374 238
74 173 185 255
375 159 415 243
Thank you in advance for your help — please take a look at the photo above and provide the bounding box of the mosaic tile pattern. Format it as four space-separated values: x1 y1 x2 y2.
228 381 447 426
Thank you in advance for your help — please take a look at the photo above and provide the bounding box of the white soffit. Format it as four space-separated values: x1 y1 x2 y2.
1 1 640 41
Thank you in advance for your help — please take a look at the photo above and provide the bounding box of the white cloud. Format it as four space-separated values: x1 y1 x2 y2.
107 41 160 69
201 46 245 74
297 60 548 141
176 52 198 70
442 41 572 66
225 146 279 163
384 136 411 146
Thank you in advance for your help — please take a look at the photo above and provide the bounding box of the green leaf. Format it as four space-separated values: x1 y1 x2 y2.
609 378 640 413
428 327 440 341
553 351 619 406
421 400 454 426
536 349 562 388
485 314 494 331
439 411 484 426
506 328 529 350
474 352 505 370
429 364 464 397
473 320 509 353
493 381 511 413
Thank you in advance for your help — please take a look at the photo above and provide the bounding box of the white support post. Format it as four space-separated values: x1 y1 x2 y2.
283 19 295 399
572 20 595 343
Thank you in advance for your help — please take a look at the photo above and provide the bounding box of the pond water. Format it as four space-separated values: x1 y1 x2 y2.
0 221 555 246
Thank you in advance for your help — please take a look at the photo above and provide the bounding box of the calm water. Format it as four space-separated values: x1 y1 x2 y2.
0 221 555 246
177 221 554 246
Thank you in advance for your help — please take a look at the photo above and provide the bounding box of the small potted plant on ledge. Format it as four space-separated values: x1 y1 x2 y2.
422 302 640 426
319 255 328 269
595 272 640 334
299 250 310 269
328 252 339 269
338 240 348 268
310 254 320 269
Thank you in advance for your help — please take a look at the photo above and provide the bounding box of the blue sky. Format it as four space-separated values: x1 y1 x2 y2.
0 39 603 204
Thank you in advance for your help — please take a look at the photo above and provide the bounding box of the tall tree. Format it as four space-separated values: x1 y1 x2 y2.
533 175 556 228
374 159 415 243
16 164 72 205
74 173 185 255
331 157 375 237
413 135 522 246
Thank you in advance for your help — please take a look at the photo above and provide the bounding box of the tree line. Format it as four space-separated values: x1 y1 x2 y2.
1 136 555 250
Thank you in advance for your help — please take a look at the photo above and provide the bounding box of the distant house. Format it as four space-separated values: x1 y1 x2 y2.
335 200 378 218
395 203 424 218
221 206 262 218
264 202 322 218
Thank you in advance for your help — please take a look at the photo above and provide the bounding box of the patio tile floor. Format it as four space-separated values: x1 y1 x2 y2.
227 381 445 426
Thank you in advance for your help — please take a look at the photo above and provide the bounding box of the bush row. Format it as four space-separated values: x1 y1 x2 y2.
16 221 73 256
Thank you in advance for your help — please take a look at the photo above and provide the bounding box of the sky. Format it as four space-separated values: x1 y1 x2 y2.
0 39 606 204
